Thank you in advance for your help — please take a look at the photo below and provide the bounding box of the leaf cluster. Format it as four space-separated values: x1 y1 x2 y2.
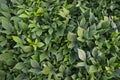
0 0 120 80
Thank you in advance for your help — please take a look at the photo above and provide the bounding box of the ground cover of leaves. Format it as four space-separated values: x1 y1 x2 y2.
0 0 120 80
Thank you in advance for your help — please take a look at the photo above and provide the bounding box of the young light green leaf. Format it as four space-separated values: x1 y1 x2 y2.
26 38 33 44
77 27 84 39
78 49 86 61
12 36 22 44
19 14 29 18
37 7 43 13
58 8 69 18
37 42 44 48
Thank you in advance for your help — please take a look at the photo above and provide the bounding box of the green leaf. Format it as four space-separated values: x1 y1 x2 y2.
90 57 96 65
92 47 98 57
80 17 86 27
48 28 53 35
89 65 97 74
26 38 33 44
0 52 14 65
0 4 9 12
68 42 76 49
0 70 6 80
77 27 84 40
40 53 48 62
19 14 29 18
56 53 63 62
111 21 117 29
59 65 65 72
29 68 40 74
37 7 43 13
30 59 40 68
75 62 86 67
36 29 42 36
69 53 76 64
1 17 13 34
0 12 11 18
67 32 77 42
15 74 24 80
45 35 52 44
11 0 23 4
89 10 96 23
64 76 72 80
78 49 86 61
31 54 38 60
113 69 120 78
58 8 69 18
14 62 25 70
41 67 51 75
12 36 22 44
0 0 6 4
0 39 7 47
37 42 44 48
41 25 50 29
21 46 32 52
109 57 116 65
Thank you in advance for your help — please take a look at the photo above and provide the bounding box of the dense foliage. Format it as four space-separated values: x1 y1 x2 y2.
0 0 120 80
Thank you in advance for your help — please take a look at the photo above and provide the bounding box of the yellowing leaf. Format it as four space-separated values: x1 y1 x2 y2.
78 49 86 61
